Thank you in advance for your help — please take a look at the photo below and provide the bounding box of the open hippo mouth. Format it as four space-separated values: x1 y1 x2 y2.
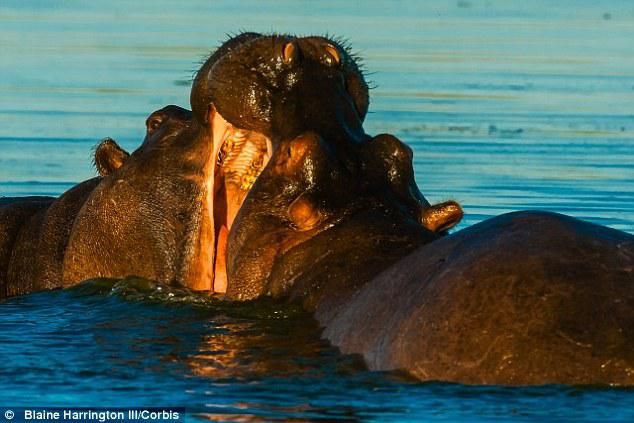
191 33 463 295
1 32 463 302
193 32 372 294
205 111 273 293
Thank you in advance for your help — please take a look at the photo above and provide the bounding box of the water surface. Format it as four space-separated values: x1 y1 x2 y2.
1 1 633 421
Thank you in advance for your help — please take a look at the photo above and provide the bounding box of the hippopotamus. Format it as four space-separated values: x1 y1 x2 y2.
0 138 132 297
1 32 632 386
192 33 634 385
226 133 634 384
191 33 462 292
0 106 201 296
0 34 458 300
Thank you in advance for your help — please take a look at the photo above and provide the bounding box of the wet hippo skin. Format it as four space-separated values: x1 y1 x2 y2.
207 34 634 385
226 132 439 310
323 211 634 385
2 33 632 386
0 196 55 297
0 106 206 296
5 179 101 297
225 130 634 385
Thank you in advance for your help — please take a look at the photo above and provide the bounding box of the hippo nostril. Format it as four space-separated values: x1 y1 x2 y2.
283 41 299 65
323 43 341 67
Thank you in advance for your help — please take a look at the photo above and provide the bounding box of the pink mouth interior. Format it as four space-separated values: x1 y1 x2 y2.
205 109 272 294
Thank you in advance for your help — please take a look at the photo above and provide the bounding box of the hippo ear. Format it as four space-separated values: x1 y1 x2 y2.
323 43 341 67
420 201 464 233
93 138 130 176
283 41 300 65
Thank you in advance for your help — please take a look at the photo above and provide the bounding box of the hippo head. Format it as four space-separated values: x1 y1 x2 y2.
226 132 449 307
64 33 461 298
187 33 463 303
191 33 369 143
63 105 223 290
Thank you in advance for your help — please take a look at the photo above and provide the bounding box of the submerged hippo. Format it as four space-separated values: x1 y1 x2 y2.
227 132 634 384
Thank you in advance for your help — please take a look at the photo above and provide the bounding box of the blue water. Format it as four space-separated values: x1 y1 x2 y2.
2 281 634 422
1 0 633 421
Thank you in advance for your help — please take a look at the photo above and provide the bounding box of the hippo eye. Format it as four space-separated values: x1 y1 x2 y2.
146 116 163 133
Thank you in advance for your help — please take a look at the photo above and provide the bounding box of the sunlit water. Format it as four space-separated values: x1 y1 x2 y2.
1 0 633 421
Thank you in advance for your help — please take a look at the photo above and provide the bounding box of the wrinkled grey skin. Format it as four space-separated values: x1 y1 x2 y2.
62 105 215 289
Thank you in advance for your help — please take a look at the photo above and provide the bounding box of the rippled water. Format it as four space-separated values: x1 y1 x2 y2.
1 0 633 421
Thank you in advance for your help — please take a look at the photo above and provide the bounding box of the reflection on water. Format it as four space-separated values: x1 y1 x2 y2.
74 278 368 382
1 281 633 421
1 0 634 420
